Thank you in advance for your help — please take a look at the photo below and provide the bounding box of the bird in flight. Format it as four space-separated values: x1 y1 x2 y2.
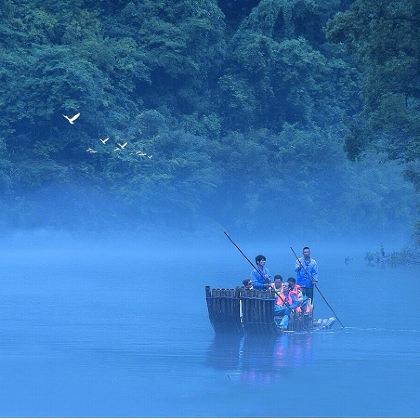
100 137 109 144
117 142 128 149
86 148 97 154
136 151 146 156
63 112 80 124
147 155 153 159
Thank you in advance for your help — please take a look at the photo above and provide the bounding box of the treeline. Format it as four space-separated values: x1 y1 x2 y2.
0 0 417 238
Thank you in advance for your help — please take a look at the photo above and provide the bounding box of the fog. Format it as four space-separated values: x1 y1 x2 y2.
0 224 413 267
0 225 419 416
0 135 418 417
1 0 418 414
1 146 417 243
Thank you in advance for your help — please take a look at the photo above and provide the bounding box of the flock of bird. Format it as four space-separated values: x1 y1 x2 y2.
63 112 153 160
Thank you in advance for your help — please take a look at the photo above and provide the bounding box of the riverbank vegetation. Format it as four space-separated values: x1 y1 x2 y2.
0 0 418 241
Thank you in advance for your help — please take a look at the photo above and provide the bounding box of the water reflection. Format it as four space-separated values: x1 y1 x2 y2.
207 333 314 384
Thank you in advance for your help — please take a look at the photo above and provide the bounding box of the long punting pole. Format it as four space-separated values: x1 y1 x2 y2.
291 246 345 328
224 231 292 311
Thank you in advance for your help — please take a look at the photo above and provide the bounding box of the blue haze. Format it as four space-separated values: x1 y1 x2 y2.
0 232 419 417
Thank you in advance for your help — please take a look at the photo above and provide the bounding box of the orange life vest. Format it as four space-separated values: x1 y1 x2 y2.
275 291 292 307
288 285 302 312
289 285 302 299
289 285 313 314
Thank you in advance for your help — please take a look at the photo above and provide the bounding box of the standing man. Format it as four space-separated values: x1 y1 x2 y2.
295 246 318 301
251 254 272 290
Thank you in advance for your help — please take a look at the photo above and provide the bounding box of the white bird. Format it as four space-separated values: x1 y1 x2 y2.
63 112 80 124
136 151 147 156
117 142 128 149
86 148 97 154
114 147 121 152
147 155 153 159
100 137 109 144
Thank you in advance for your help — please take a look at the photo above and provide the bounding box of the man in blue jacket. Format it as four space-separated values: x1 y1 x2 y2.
250 254 272 290
295 246 318 301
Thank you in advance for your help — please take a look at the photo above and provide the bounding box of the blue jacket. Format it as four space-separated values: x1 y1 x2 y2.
295 257 318 288
250 266 271 290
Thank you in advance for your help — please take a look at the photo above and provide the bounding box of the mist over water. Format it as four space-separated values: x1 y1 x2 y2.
0 230 419 417
1 0 418 415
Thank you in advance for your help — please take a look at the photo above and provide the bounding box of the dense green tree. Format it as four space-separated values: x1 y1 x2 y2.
327 0 420 242
327 0 419 163
0 0 416 239
217 0 360 131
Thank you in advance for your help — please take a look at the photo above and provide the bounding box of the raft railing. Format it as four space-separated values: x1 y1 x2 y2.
205 286 243 334
205 286 314 334
205 286 278 334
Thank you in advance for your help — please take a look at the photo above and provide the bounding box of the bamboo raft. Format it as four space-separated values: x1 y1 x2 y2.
205 286 335 334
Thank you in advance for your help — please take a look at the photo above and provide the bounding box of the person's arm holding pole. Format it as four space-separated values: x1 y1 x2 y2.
224 231 292 310
290 246 344 328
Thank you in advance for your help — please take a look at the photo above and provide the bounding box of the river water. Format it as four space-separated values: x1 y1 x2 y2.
0 236 418 417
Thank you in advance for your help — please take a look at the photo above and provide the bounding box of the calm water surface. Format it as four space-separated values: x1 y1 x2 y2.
0 239 419 417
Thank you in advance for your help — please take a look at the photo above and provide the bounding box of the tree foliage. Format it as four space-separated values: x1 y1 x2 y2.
0 0 416 237
327 0 419 242
327 0 419 164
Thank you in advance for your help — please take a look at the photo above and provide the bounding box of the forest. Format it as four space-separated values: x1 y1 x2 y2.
0 0 418 240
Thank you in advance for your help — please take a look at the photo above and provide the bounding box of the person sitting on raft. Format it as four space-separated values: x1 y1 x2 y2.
242 279 253 290
274 282 300 330
270 274 283 291
251 254 272 290
287 277 313 315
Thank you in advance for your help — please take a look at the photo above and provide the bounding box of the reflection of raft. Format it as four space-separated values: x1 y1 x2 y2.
205 286 335 334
